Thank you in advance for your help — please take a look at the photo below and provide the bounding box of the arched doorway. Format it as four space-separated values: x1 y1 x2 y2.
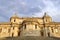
48 32 50 37
41 31 44 36
18 31 20 36
12 33 14 37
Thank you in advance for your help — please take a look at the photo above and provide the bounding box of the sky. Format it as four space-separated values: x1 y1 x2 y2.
0 0 60 22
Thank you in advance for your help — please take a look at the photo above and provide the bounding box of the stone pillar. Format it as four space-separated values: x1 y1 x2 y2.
13 27 19 37
9 27 14 37
44 27 48 37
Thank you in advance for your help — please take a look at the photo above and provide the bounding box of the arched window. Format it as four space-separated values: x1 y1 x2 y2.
12 27 14 30
18 31 20 36
51 27 54 33
48 32 50 37
24 24 26 29
52 29 53 33
41 31 44 36
14 19 16 22
35 24 37 29
0 28 2 33
46 19 47 22
12 33 14 37
8 29 10 33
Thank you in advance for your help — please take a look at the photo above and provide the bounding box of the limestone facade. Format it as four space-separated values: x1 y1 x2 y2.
0 13 60 38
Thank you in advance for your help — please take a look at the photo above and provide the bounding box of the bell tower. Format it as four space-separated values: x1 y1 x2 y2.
43 12 52 37
10 13 19 23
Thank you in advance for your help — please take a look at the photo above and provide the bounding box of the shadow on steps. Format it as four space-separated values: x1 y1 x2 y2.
0 36 60 40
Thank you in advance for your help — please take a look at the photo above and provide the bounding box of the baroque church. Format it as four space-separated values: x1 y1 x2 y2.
0 12 60 38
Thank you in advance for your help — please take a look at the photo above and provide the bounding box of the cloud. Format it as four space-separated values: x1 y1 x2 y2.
33 0 60 22
35 0 57 16
0 0 60 22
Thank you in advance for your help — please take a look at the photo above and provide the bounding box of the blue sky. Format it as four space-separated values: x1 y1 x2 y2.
0 0 60 22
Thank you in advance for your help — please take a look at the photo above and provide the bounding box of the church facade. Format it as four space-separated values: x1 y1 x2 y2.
0 13 60 38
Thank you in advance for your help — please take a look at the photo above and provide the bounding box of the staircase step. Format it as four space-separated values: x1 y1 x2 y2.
0 36 60 40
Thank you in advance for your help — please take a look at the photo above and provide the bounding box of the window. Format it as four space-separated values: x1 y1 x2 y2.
12 33 14 37
35 24 37 29
24 24 26 29
51 28 54 33
46 19 47 22
8 29 10 33
48 32 50 37
51 27 54 33
0 28 2 33
14 19 16 22
19 27 20 29
41 32 44 36
13 27 14 30
18 31 20 36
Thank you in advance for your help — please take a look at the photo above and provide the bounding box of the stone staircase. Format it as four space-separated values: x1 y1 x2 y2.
0 36 60 40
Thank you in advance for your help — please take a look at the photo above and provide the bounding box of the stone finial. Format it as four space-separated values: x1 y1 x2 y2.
44 12 48 16
12 12 18 17
44 12 50 17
